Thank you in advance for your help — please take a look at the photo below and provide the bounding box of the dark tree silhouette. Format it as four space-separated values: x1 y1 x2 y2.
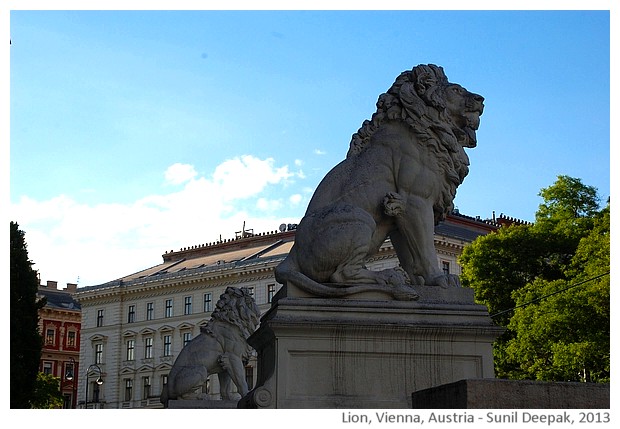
10 222 45 408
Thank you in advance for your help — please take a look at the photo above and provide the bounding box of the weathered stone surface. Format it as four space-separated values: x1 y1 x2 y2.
411 379 610 409
239 289 503 408
168 399 239 409
275 64 484 300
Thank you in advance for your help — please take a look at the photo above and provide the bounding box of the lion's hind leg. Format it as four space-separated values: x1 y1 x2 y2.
173 365 209 400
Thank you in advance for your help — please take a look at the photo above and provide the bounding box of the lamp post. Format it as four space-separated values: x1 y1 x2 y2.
65 357 78 408
84 364 104 409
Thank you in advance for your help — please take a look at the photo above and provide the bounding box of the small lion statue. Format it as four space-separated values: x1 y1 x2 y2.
160 287 260 407
275 64 484 300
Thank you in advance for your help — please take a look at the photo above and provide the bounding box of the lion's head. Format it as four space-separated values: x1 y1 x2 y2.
348 64 484 222
202 286 260 340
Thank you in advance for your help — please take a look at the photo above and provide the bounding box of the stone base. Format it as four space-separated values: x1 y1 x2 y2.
411 379 610 409
239 283 504 409
168 399 239 409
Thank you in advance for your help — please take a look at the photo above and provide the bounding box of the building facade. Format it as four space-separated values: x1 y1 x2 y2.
38 281 82 409
74 212 498 409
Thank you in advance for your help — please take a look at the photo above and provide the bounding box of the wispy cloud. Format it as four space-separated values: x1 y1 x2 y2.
164 163 198 185
314 149 327 155
11 155 302 287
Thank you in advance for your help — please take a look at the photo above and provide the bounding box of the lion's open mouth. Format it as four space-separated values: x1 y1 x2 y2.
464 111 481 131
458 110 482 148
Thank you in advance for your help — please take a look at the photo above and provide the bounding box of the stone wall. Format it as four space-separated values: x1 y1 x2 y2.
411 379 610 409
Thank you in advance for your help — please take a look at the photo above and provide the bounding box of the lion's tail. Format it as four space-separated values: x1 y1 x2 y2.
275 256 417 300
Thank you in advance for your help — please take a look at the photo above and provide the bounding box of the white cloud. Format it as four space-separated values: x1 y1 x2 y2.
213 155 294 199
164 163 197 185
314 149 326 155
10 155 302 288
256 197 283 212
289 194 303 205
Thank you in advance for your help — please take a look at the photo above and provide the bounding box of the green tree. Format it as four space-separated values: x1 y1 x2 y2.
31 372 65 409
458 176 608 381
505 204 610 382
10 222 46 408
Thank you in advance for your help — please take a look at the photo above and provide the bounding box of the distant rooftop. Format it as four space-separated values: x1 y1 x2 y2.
38 281 81 311
77 211 511 292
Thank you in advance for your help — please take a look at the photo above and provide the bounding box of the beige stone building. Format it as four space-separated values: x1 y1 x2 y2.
74 212 497 409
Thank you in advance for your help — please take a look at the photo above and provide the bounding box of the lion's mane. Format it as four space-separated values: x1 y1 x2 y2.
200 287 260 359
348 64 471 223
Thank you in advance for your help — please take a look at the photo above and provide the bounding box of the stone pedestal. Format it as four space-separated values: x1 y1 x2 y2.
239 282 504 408
168 399 239 409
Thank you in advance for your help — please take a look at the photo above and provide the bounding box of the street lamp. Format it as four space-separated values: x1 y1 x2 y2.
65 357 75 381
84 364 104 409
65 357 78 408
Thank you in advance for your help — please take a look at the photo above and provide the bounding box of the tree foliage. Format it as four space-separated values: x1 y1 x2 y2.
31 372 65 409
10 222 46 408
458 176 609 382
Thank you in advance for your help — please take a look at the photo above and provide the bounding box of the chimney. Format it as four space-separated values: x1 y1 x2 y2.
46 280 58 290
65 283 78 293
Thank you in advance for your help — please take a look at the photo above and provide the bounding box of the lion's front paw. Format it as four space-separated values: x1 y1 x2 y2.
383 266 410 285
383 192 405 217
392 284 420 301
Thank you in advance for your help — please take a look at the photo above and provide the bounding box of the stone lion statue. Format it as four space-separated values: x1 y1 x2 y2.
275 64 484 300
160 287 260 407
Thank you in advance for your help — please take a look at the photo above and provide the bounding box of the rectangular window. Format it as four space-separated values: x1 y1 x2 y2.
63 393 71 409
126 339 135 361
165 299 173 318
46 328 55 345
65 361 75 380
43 361 53 375
144 337 153 359
163 335 172 356
127 304 136 323
146 302 154 321
92 382 101 403
267 284 276 303
203 293 212 312
142 376 151 399
245 366 254 390
183 332 192 347
67 331 76 347
124 379 133 402
96 309 104 327
442 261 450 275
95 343 104 364
184 296 192 315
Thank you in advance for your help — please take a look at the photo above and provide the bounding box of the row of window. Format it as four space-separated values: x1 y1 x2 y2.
44 328 78 348
91 330 195 365
95 293 213 327
123 375 160 401
119 367 255 403
124 332 190 361
95 285 277 327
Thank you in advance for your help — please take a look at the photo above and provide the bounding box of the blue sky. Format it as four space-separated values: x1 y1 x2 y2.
7 7 612 288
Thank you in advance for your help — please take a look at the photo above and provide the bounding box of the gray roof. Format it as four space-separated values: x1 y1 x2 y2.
78 213 496 292
39 289 82 311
